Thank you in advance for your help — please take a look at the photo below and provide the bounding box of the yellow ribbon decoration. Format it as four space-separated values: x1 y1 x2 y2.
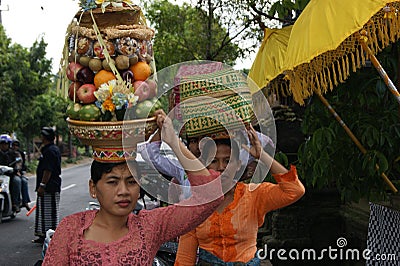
89 10 123 82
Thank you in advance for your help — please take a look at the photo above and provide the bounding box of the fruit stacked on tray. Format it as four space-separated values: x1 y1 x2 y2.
64 0 165 122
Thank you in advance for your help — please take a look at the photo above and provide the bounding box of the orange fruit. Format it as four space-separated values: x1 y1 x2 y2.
94 70 116 88
130 61 151 81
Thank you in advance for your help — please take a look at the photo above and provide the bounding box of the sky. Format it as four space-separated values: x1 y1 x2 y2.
1 0 255 74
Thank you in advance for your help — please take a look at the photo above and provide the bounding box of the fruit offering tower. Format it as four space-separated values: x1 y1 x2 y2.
63 0 162 123
63 0 159 162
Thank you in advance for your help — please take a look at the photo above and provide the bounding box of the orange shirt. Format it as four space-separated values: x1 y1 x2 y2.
175 165 305 265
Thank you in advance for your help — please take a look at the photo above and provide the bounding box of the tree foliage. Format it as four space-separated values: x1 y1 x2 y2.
193 0 310 58
297 45 400 202
0 25 67 152
144 0 240 70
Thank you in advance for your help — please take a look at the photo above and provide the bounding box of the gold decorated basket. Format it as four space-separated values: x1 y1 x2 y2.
67 117 157 162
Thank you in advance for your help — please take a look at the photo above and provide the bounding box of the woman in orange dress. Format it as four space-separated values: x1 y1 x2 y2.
175 125 305 265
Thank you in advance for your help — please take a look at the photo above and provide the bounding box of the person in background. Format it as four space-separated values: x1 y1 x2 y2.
0 134 22 213
140 121 273 203
11 139 31 211
139 129 194 202
32 127 62 244
174 125 305 265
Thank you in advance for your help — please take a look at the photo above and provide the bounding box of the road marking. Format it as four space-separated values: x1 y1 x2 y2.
62 184 76 191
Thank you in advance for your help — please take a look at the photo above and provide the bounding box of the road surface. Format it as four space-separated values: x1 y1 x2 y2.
0 162 93 265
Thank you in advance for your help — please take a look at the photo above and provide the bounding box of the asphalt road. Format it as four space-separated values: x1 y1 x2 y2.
0 161 93 266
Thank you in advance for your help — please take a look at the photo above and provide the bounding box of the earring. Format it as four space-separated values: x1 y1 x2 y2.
92 194 96 198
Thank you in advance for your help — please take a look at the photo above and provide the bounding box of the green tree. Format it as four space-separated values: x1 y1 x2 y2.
0 25 15 132
0 24 62 156
192 0 310 58
143 0 240 70
297 45 400 202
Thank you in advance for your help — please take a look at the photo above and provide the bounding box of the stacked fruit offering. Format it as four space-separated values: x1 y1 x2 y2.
65 1 162 121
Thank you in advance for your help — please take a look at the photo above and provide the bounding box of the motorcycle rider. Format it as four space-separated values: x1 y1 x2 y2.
0 134 22 213
11 139 31 211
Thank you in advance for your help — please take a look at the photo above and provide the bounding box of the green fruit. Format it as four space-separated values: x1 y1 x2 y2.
129 55 138 66
79 56 91 67
102 58 115 72
115 55 130 70
89 58 103 72
79 104 101 121
66 102 82 120
150 95 168 114
135 100 154 118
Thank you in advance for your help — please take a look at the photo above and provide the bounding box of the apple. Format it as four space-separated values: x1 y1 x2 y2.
77 84 98 104
68 82 82 102
134 80 158 102
67 62 84 81
76 67 95 84
133 81 150 102
146 80 157 98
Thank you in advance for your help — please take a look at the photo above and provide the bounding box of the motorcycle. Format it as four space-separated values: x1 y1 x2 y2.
0 164 17 222
41 229 55 259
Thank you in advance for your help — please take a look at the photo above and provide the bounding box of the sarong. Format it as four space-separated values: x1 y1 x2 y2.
34 192 60 237
366 203 400 266
197 248 261 266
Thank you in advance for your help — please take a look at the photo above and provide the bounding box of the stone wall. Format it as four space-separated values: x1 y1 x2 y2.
256 190 400 265
258 193 400 266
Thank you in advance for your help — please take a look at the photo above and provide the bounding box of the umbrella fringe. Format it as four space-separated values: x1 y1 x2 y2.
338 60 343 83
317 71 323 95
332 62 338 86
324 68 330 93
289 2 400 105
356 45 361 69
327 67 334 90
351 52 357 73
396 10 400 41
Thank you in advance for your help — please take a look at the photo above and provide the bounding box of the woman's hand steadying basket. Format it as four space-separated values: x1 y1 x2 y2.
154 109 179 148
242 124 263 160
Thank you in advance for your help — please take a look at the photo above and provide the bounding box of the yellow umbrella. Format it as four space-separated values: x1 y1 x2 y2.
284 0 400 105
248 26 292 95
249 26 398 193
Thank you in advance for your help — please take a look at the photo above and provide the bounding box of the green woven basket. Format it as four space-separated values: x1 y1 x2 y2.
177 68 255 137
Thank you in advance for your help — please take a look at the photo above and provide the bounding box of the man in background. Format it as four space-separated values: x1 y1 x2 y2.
32 127 62 244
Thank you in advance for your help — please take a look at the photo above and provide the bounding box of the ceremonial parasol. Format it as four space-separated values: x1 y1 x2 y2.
284 0 400 105
249 25 398 192
248 26 292 96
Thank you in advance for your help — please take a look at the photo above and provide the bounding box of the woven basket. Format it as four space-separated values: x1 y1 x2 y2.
75 5 141 28
174 68 255 137
67 117 157 162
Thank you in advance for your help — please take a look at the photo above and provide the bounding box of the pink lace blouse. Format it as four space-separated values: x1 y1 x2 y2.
43 170 223 266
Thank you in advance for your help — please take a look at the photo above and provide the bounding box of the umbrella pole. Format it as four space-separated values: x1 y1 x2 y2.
316 93 398 193
358 34 400 105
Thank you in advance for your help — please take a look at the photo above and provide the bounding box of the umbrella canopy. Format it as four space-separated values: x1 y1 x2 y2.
284 0 400 104
248 26 292 95
248 21 398 192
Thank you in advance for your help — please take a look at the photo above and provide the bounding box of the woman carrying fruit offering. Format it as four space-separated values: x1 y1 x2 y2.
42 110 224 265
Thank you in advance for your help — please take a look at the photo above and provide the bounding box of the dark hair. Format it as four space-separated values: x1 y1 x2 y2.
200 138 240 163
90 160 140 185
41 127 55 141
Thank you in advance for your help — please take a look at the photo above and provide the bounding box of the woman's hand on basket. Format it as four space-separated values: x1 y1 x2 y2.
154 109 179 148
242 124 263 160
